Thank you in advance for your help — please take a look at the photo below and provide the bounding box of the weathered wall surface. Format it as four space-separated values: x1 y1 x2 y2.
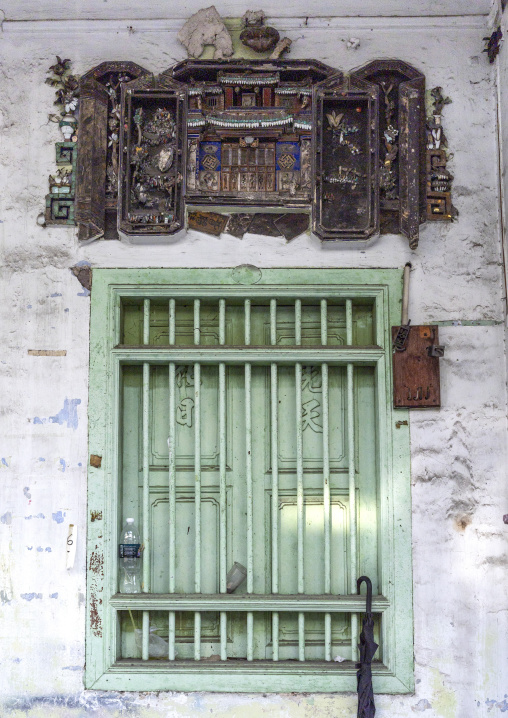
0 7 507 717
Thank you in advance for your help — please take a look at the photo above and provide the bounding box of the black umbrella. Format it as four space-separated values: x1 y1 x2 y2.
356 576 379 718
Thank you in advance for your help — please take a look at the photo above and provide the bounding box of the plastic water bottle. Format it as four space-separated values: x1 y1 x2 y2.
118 518 142 593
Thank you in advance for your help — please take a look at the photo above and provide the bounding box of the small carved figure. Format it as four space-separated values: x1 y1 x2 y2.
324 167 365 190
429 87 451 115
200 172 219 191
49 168 72 187
48 56 71 77
300 140 312 189
158 147 174 173
483 27 503 64
326 111 344 129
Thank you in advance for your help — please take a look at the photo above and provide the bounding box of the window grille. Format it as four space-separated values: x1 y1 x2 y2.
86 268 413 693
205 95 220 109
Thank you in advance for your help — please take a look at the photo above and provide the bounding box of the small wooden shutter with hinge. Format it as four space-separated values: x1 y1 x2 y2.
399 77 425 248
75 78 109 241
312 74 379 241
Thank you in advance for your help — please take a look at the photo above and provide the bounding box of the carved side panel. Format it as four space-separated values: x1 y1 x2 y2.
119 76 186 235
399 80 425 248
312 75 379 240
75 79 109 240
76 62 149 241
352 60 426 246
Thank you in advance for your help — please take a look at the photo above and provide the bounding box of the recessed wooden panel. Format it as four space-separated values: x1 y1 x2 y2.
392 325 441 408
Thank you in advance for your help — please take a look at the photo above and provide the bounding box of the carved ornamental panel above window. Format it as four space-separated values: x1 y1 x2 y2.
74 58 429 246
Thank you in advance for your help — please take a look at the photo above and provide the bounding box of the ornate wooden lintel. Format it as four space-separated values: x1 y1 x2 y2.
44 57 448 247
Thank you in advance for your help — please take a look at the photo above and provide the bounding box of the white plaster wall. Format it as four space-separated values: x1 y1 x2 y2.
0 8 507 718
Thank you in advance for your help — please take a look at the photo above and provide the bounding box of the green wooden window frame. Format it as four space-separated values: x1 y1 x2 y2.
86 267 413 692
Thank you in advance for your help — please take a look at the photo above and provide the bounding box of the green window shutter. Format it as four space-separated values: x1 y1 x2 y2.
86 268 413 693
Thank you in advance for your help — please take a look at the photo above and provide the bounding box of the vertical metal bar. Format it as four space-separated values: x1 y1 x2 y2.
270 298 279 661
143 298 150 345
142 299 150 598
298 612 305 662
168 299 176 661
321 299 332 661
193 358 201 663
295 299 305 661
168 303 176 674
193 299 201 660
245 299 254 661
193 612 201 662
219 298 227 660
295 300 303 592
168 612 176 662
142 610 149 661
194 299 200 346
346 299 358 660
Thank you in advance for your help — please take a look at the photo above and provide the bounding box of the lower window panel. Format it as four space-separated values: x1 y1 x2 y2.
118 610 382 663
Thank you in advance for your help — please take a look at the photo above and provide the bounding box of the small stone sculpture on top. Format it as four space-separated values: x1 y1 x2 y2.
177 6 234 60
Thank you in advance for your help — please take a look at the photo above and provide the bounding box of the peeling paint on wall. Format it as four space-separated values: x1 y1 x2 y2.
412 698 432 711
33 398 81 430
486 698 508 712
4 691 140 713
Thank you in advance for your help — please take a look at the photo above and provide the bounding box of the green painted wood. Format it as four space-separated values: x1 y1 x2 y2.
110 593 390 612
92 661 410 694
112 346 385 364
87 267 412 692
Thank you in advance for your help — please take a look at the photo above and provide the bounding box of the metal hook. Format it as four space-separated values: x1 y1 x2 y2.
357 575 373 614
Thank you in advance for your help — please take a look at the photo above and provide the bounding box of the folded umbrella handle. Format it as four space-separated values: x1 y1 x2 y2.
357 575 373 614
